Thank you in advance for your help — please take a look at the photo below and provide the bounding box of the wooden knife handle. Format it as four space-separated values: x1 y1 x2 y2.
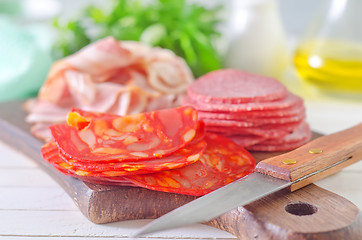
256 123 362 191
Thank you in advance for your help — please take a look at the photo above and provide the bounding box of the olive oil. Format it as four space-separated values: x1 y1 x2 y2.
294 40 362 93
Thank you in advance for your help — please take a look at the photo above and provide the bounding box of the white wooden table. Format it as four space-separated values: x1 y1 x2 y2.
1 94 362 240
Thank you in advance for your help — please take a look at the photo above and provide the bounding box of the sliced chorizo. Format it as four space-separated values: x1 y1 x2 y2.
123 133 256 196
50 106 199 162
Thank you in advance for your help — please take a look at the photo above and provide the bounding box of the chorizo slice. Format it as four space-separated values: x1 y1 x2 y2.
123 133 256 196
41 143 136 186
42 120 206 177
41 132 256 195
50 106 199 162
60 122 206 173
41 141 157 177
60 140 206 174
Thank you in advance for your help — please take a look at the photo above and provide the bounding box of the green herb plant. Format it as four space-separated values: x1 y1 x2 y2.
52 0 224 77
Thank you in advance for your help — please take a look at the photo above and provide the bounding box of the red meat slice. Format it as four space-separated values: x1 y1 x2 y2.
182 92 302 113
44 146 135 186
123 133 256 196
187 69 288 104
196 102 304 118
50 106 199 161
42 138 207 177
261 121 311 145
60 140 206 174
246 122 312 151
42 121 206 177
206 120 301 138
201 114 304 128
198 109 305 124
228 135 267 148
41 132 256 195
42 141 167 176
181 69 312 152
59 122 206 173
246 138 310 152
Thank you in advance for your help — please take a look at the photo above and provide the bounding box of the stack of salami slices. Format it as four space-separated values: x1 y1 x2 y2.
182 69 312 151
41 106 255 196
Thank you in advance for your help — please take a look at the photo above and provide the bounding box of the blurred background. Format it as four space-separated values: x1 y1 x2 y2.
0 0 361 102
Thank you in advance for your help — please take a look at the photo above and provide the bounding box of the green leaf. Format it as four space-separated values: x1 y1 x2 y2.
50 0 224 76
140 23 167 46
85 6 107 24
179 32 197 68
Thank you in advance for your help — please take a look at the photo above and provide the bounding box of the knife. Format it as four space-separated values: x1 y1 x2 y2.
133 123 362 237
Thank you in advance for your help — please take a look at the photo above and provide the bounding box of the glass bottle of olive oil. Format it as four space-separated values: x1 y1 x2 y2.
294 39 362 93
293 0 362 94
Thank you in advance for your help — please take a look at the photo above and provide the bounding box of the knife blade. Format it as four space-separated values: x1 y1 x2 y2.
133 123 362 237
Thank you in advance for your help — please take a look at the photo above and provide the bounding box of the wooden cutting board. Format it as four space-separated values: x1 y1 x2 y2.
0 101 361 239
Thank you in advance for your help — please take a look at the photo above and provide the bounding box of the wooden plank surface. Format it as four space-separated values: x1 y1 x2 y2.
0 99 362 238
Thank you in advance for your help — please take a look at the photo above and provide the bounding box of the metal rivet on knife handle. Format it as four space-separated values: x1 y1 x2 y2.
282 159 297 165
309 148 323 154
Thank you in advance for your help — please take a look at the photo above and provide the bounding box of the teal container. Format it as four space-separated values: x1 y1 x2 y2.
0 18 52 102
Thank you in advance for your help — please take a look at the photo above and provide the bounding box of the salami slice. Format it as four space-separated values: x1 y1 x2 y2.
228 135 267 148
182 92 302 113
198 109 305 124
50 106 199 161
246 138 310 152
201 115 304 128
261 121 311 145
181 69 311 152
123 133 256 196
196 102 304 118
206 121 301 138
241 122 311 151
187 69 288 104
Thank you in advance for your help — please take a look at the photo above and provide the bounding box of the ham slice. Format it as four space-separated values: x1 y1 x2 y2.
26 37 194 141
